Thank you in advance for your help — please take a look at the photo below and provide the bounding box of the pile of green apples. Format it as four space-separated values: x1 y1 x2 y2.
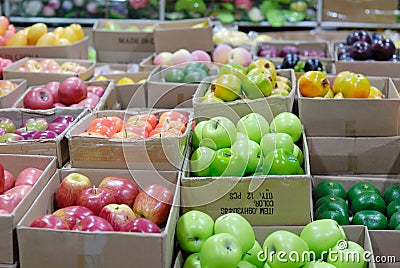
177 210 369 268
190 111 304 177
161 62 211 84
201 59 292 104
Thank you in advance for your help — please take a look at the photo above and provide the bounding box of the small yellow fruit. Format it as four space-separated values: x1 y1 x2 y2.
53 27 65 37
27 23 48 45
368 86 384 99
299 71 330 98
137 79 146 84
70 24 85 40
7 30 28 46
36 32 58 46
117 77 135 85
96 76 108 81
334 92 344 99
324 89 334 98
57 38 71 46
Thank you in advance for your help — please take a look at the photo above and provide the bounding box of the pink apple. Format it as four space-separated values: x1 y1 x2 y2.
153 52 173 66
32 130 58 140
171 49 193 66
23 87 54 110
0 209 9 214
72 215 114 232
58 77 87 105
55 173 93 209
15 167 43 186
212 44 233 64
98 176 139 206
133 184 173 225
120 217 161 233
13 128 38 140
87 86 105 98
30 214 70 230
47 122 69 134
4 185 32 197
45 81 61 103
0 194 23 213
99 204 137 231
53 103 66 107
229 47 252 67
76 187 116 215
53 205 95 229
77 92 100 110
3 170 14 193
52 115 74 124
191 50 211 63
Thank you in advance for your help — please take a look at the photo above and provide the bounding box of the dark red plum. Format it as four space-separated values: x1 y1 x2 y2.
372 38 396 61
350 41 373 60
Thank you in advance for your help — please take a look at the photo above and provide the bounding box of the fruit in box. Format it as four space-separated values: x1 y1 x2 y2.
18 59 87 74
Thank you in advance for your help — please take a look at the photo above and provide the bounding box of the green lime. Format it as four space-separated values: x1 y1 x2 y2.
184 67 208 76
350 192 386 215
348 182 380 204
184 62 209 73
314 201 349 221
184 72 207 83
352 210 388 230
388 211 400 229
315 210 350 225
395 224 400 230
314 195 348 212
387 200 400 218
164 68 185 83
384 184 400 205
314 181 347 201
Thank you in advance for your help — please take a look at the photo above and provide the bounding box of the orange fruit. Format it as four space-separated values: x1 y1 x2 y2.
340 73 370 98
299 71 330 98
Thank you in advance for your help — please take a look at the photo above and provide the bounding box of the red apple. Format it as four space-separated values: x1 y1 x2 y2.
99 204 137 231
149 127 181 137
0 209 9 214
4 185 32 197
123 125 149 138
77 93 100 110
0 162 4 194
159 111 188 125
120 217 161 233
45 81 61 103
98 176 139 206
87 86 105 98
53 205 95 229
111 130 141 140
76 187 116 215
23 87 54 110
39 59 61 73
133 184 173 225
47 122 69 134
55 173 93 209
15 167 43 186
3 170 14 193
30 214 70 230
127 114 158 129
155 120 186 134
58 77 87 105
72 215 114 232
124 120 153 135
53 103 66 108
52 115 74 124
0 194 23 213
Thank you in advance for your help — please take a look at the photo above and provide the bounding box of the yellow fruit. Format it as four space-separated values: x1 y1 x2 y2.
324 89 334 98
299 71 330 98
137 79 146 84
117 77 135 85
368 86 384 99
60 26 79 43
70 24 85 40
340 73 370 98
192 21 208 28
332 71 353 94
36 32 58 46
7 30 28 46
27 23 47 45
334 92 344 99
96 76 108 81
252 34 273 44
57 38 71 46
53 27 65 37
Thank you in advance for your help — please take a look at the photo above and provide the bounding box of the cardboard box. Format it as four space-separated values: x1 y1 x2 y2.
96 50 154 65
0 79 27 108
94 63 157 77
0 37 89 62
391 78 399 92
92 19 156 52
0 108 89 167
16 168 180 268
13 80 119 111
298 76 400 137
181 132 312 226
3 57 95 87
322 0 398 24
139 53 157 71
66 109 191 170
193 69 295 123
0 154 56 264
264 30 352 42
308 136 400 175
153 18 213 53
174 225 376 268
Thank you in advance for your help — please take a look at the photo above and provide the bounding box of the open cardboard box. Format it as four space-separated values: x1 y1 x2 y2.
153 18 213 53
174 225 376 268
96 50 154 65
298 76 400 137
3 57 95 86
0 37 89 62
393 78 399 93
0 79 27 108
66 109 191 170
0 154 56 265
181 131 312 226
16 167 180 268
193 69 295 123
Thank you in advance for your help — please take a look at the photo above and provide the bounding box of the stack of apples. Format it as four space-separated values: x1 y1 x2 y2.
16 59 87 74
190 112 304 177
177 211 368 268
0 58 13 79
22 77 106 110
0 115 75 142
0 162 43 213
30 173 173 233
0 80 17 97
153 49 212 67
299 71 385 99
79 111 188 139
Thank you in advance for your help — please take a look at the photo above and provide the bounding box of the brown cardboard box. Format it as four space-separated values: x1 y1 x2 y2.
322 0 398 24
153 18 213 53
265 30 352 42
392 78 399 92
174 225 376 268
93 19 156 52
0 108 89 167
307 136 400 175
181 132 312 226
94 63 157 76
139 53 157 70
13 80 119 111
193 69 295 123
96 50 154 65
0 79 27 108
16 168 180 268
66 109 191 170
298 76 400 137
0 154 56 264
3 57 95 86
0 37 89 62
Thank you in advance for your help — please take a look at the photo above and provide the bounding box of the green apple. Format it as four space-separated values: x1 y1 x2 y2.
219 63 247 80
102 21 121 30
200 233 242 268
214 74 242 102
183 252 201 268
263 263 272 268
270 112 303 143
260 133 294 157
202 116 236 149
302 261 336 268
242 73 273 99
210 148 246 177
190 146 216 177
300 219 346 260
262 148 300 175
242 240 265 268
192 121 207 149
263 230 309 268
0 118 16 133
237 113 270 144
327 241 367 268
292 144 304 166
202 93 224 103
236 132 250 143
142 25 153 32
238 260 257 268
214 213 255 255
176 210 214 252
126 26 139 32
232 138 263 175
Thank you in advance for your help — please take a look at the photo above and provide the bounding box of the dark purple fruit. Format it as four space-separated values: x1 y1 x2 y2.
280 45 300 58
258 45 279 58
336 42 347 48
346 30 372 45
350 41 373 60
304 58 323 72
282 53 301 68
388 54 400 62
337 47 350 59
372 38 396 61
371 32 384 41
338 52 352 61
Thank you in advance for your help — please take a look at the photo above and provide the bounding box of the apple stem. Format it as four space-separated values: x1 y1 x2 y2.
92 185 96 194
214 119 219 130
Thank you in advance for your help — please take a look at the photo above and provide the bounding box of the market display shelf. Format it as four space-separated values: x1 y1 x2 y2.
8 16 98 26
